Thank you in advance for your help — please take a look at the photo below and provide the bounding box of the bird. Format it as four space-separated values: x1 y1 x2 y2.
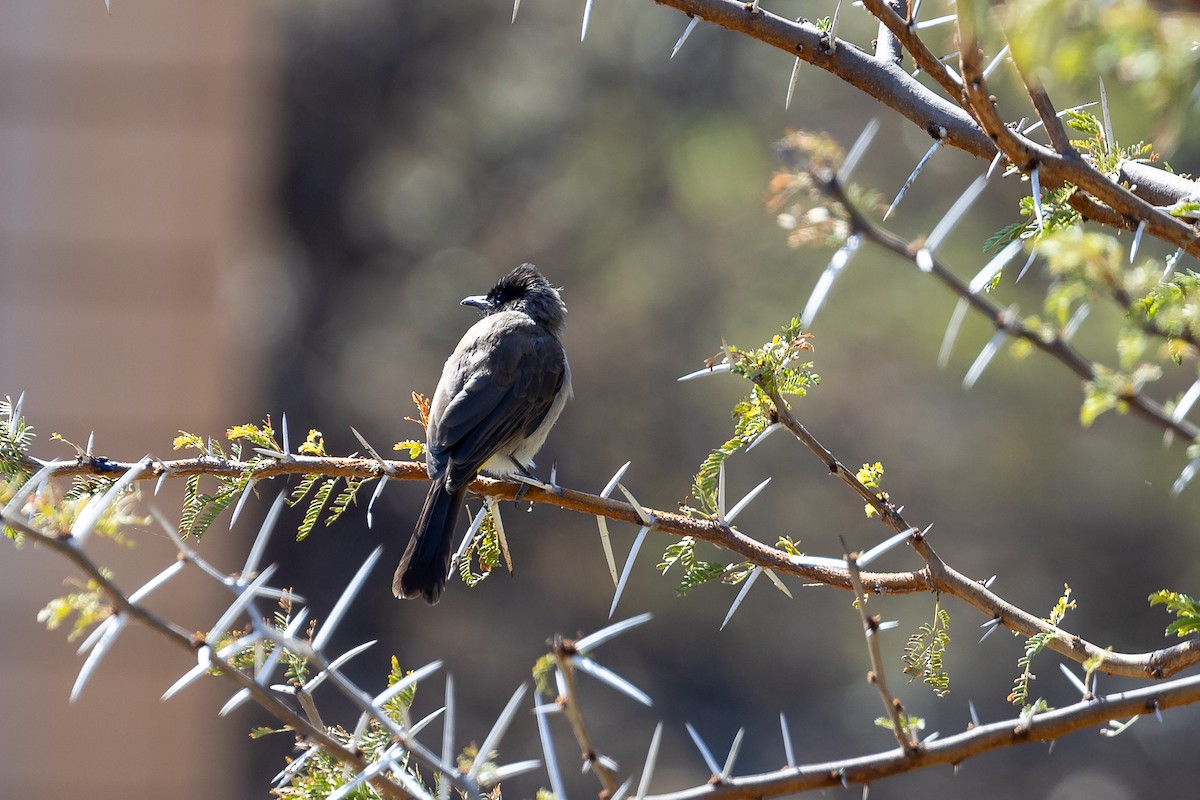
393 264 571 604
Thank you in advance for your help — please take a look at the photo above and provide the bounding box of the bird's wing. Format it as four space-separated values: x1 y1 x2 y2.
426 312 567 489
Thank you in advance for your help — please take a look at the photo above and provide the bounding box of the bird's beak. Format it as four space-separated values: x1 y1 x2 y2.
460 294 490 312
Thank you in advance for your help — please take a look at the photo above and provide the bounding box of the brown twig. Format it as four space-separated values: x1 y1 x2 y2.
15 448 1200 679
551 637 621 798
842 540 917 755
755 381 1200 679
1012 60 1074 156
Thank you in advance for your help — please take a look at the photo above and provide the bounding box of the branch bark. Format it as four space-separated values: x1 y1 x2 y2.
19 448 1200 679
652 0 1200 255
644 672 1200 800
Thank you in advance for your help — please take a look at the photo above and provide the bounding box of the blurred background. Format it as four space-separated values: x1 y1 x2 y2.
2 1 1199 798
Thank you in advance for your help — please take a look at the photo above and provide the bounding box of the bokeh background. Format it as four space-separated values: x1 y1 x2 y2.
2 1 1199 798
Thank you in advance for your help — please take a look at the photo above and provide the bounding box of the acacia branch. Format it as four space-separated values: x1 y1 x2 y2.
955 0 1200 256
755 380 1200 679
551 637 621 797
654 0 993 157
843 543 917 754
18 444 1200 678
644 672 1200 800
814 171 1200 445
861 0 963 100
652 0 1200 254
0 505 417 800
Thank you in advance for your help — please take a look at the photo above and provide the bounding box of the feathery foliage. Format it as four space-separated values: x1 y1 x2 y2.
1010 585 1075 709
902 600 951 698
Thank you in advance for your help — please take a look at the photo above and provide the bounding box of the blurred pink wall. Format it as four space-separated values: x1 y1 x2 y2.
0 2 275 797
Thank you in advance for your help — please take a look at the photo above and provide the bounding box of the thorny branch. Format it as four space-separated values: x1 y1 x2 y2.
16 448 1200 679
652 0 1200 257
813 171 1200 445
842 542 918 754
953 0 1200 256
654 0 994 158
551 637 621 797
643 672 1200 800
9 445 1200 797
0 508 418 800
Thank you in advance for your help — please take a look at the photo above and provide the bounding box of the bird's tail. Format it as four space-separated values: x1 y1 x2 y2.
393 477 465 604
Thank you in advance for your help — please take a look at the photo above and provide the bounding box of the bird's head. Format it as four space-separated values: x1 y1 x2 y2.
461 263 567 336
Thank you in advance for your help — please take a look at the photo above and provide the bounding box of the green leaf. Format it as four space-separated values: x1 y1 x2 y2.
658 536 726 595
1010 585 1074 709
1149 589 1200 638
983 221 1026 254
903 601 951 697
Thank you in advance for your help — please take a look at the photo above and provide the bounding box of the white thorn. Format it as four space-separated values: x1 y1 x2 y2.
764 568 792 598
600 461 632 499
913 13 955 29
469 684 528 779
938 298 970 369
1030 166 1045 232
678 363 732 381
838 118 880 185
575 612 653 653
671 17 699 59
1130 219 1147 263
856 527 915 567
802 234 861 328
610 526 650 618
785 57 802 110
312 546 383 650
779 712 796 767
685 723 722 776
581 0 594 42
968 239 1024 294
720 728 745 780
635 722 664 800
1016 246 1039 282
1062 303 1090 342
1099 76 1114 151
571 654 652 706
963 327 1008 390
885 139 942 220
927 173 990 252
721 567 761 631
982 43 1010 79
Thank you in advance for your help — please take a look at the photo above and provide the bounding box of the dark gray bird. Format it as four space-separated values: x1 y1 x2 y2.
394 264 571 604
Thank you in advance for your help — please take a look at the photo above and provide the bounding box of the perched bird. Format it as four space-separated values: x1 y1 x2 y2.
394 264 571 604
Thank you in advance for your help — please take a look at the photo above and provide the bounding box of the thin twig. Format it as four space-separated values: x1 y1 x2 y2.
1012 59 1074 155
552 637 621 796
842 539 916 754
